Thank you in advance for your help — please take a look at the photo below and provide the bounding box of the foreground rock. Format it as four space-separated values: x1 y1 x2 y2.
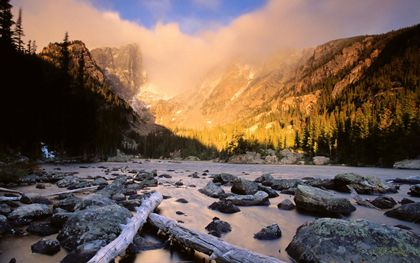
8 204 51 225
199 182 226 198
334 173 396 194
231 179 259 195
205 217 232 237
254 224 281 240
209 200 240 214
31 239 61 255
384 203 420 223
286 218 420 263
294 185 356 216
226 191 269 206
393 159 420 170
370 196 397 209
57 204 131 251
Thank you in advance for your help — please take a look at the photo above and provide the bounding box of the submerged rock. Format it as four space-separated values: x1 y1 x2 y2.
385 203 420 223
209 200 240 214
205 217 232 237
254 224 281 240
294 185 356 216
286 218 420 263
31 239 60 255
231 179 259 195
57 204 131 251
370 196 397 209
199 182 225 198
334 173 396 195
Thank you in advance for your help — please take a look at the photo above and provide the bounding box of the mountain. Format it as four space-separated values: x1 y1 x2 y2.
148 24 420 166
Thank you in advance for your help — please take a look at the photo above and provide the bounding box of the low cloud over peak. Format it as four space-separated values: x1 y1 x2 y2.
13 0 420 97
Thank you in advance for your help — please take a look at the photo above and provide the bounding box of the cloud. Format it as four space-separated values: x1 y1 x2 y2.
12 0 420 97
192 0 220 10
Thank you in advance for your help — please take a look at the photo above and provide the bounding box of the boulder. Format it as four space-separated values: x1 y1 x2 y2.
205 217 232 237
8 204 51 224
31 196 52 205
408 184 420 197
92 177 108 186
393 159 420 170
55 196 82 212
75 194 115 210
208 200 240 214
304 178 336 190
384 203 420 223
56 176 80 188
286 218 420 263
231 179 259 195
312 156 330 165
370 196 397 209
212 173 238 185
334 173 396 194
112 193 126 201
400 198 415 205
228 151 264 164
51 210 73 227
27 221 59 236
199 182 226 198
264 155 278 164
391 176 420 185
278 149 303 164
271 179 302 191
57 204 131 251
97 176 127 197
226 191 269 206
294 185 356 216
258 185 279 198
278 199 295 210
254 224 281 240
254 174 275 186
31 239 61 255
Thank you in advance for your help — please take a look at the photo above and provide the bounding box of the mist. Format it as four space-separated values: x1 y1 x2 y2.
12 0 420 97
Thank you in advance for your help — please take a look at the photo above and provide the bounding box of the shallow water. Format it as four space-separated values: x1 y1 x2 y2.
1 160 419 262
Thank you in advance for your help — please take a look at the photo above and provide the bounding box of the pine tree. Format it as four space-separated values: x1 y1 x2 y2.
26 39 31 53
31 40 36 54
61 32 70 72
0 0 15 49
14 7 23 52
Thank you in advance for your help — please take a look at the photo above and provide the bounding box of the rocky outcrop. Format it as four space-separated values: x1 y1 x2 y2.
286 218 420 263
333 173 396 194
384 203 420 223
294 185 356 216
393 159 420 170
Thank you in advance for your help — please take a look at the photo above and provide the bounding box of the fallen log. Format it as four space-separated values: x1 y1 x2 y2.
43 186 98 197
347 186 377 209
0 187 23 195
0 196 21 202
225 191 269 206
87 191 163 263
148 213 286 263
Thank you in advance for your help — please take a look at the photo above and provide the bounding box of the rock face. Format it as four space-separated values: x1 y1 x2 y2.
393 159 420 170
31 239 61 255
312 156 330 165
199 182 225 198
334 173 395 194
385 203 420 223
57 204 131 251
205 217 232 237
294 185 356 216
231 179 259 195
254 224 282 240
286 218 420 263
226 191 269 206
8 204 51 224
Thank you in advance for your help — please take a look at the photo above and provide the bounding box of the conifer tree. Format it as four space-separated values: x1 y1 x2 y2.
14 7 23 52
0 0 15 49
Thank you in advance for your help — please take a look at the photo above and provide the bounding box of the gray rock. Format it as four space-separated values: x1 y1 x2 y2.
258 185 279 197
286 218 420 263
0 203 11 215
304 178 336 190
51 210 73 227
27 222 59 236
205 217 231 237
56 176 80 188
212 173 238 185
408 184 420 197
226 191 269 206
278 199 295 210
92 177 108 186
97 176 127 197
31 239 60 255
294 185 356 216
199 182 226 198
112 193 126 201
401 198 415 205
75 194 115 210
271 179 302 191
31 196 52 205
334 173 396 195
55 196 82 212
254 224 281 240
254 174 275 186
385 202 420 223
392 176 420 184
312 156 330 165
122 200 141 211
57 204 131 251
370 196 397 209
20 174 41 184
231 179 259 195
8 204 52 223
393 159 420 170
209 200 240 214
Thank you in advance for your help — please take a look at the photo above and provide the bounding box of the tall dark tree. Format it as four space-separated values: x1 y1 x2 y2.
30 40 36 54
0 0 14 49
14 7 23 52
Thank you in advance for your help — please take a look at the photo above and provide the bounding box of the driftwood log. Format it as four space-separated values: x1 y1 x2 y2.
87 192 163 263
43 186 98 197
148 213 286 263
0 187 23 195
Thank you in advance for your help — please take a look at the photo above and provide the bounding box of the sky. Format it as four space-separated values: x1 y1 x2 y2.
11 0 420 97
